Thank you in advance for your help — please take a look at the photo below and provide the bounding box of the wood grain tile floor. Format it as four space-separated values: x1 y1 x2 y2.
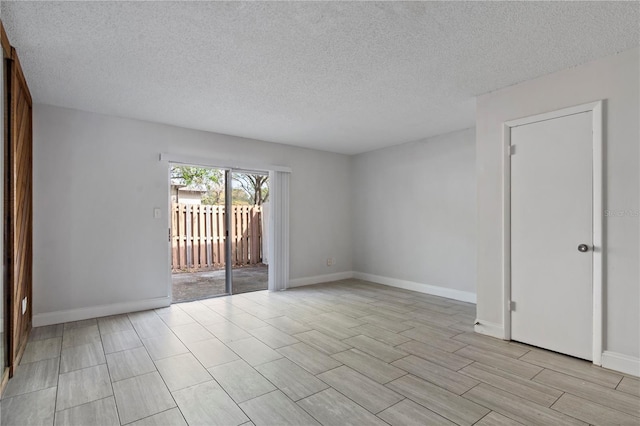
1 279 638 425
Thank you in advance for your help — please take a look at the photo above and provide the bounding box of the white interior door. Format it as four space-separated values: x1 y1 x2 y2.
511 111 593 360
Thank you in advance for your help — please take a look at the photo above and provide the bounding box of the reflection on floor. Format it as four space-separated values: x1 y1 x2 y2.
2 280 638 426
172 264 268 302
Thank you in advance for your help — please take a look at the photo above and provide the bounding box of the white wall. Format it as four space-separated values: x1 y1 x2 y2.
476 48 639 371
352 128 477 301
32 104 352 322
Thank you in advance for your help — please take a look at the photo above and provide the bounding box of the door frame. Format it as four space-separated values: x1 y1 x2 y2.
501 100 603 365
0 21 9 394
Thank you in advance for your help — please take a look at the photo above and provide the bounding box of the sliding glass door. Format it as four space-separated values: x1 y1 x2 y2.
230 171 269 294
169 165 269 302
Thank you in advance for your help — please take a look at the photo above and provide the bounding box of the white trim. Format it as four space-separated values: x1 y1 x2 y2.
505 102 602 128
166 167 173 302
502 100 604 365
353 272 476 303
591 102 604 366
601 351 640 377
289 271 354 288
502 124 512 341
33 297 171 327
474 321 505 340
159 152 292 173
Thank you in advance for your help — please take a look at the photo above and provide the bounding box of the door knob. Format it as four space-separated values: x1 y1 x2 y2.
577 244 590 253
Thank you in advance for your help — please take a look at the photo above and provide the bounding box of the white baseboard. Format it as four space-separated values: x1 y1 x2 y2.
288 271 354 288
474 320 506 340
602 351 640 377
352 271 476 304
33 296 172 327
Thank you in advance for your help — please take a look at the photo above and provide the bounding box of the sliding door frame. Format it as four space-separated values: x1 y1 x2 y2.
163 153 290 301
224 169 232 295
229 168 271 295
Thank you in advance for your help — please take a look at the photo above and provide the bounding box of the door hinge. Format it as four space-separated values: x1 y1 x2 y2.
508 300 516 312
509 145 516 156
168 228 171 242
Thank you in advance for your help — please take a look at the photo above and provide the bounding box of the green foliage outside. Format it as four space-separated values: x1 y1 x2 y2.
171 166 222 189
171 166 269 206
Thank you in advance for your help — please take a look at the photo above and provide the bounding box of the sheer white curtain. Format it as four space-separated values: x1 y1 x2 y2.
268 171 290 291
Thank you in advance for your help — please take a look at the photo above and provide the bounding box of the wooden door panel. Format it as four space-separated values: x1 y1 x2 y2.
0 22 10 394
8 48 32 368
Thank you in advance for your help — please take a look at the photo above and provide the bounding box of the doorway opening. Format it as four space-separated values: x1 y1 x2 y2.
169 165 270 302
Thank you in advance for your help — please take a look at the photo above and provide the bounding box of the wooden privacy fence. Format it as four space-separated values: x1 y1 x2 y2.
171 203 264 271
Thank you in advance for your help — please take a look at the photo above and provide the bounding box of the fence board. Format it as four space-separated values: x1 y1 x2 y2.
171 203 263 272
171 203 178 268
231 206 237 265
217 206 225 266
205 206 212 266
178 204 186 268
186 206 192 267
251 206 260 262
200 206 206 267
242 206 249 264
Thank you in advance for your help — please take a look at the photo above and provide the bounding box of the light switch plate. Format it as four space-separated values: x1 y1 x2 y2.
153 208 162 219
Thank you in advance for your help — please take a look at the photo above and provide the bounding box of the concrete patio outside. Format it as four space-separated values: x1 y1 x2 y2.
171 264 268 302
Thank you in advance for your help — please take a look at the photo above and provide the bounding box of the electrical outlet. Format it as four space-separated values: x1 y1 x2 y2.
327 258 335 266
21 297 27 314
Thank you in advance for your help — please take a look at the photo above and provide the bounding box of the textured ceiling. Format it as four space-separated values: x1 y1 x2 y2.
2 1 639 154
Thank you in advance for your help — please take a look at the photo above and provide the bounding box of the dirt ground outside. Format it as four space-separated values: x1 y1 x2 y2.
171 264 268 303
